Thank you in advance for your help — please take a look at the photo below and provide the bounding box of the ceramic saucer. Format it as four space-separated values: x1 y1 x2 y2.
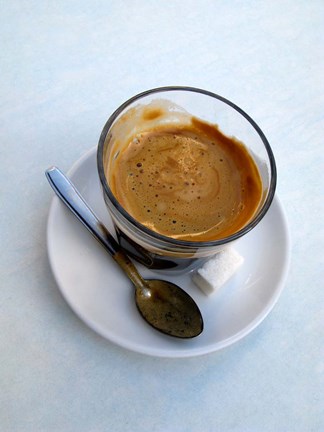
47 147 290 358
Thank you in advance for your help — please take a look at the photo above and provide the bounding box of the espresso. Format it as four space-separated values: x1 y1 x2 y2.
108 118 263 242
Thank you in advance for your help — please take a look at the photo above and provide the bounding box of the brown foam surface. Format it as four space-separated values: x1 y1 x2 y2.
109 119 262 241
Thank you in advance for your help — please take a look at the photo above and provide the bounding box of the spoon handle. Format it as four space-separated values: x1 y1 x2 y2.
45 166 120 256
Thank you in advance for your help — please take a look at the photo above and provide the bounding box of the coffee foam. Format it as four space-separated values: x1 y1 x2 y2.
108 117 263 242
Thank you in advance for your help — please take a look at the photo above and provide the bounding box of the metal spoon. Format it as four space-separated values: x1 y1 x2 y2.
45 167 203 338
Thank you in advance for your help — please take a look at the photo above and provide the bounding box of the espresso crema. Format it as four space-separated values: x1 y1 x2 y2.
108 116 263 242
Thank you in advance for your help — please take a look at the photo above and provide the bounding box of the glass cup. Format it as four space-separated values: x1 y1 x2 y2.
97 87 276 271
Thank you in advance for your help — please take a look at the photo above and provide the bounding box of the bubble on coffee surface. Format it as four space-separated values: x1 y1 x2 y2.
109 120 263 242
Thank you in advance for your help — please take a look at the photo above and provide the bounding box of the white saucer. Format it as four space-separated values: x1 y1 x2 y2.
47 147 290 358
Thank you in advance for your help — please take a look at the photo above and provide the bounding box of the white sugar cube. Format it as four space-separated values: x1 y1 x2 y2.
192 247 244 296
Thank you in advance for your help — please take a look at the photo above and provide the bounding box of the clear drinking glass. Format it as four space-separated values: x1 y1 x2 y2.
97 87 276 271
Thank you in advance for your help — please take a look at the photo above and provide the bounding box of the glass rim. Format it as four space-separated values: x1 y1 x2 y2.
97 86 277 248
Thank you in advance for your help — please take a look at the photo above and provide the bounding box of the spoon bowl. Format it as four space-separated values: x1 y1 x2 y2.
136 279 204 338
45 167 203 338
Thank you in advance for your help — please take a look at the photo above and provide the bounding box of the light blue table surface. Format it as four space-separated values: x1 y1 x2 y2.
1 1 323 431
